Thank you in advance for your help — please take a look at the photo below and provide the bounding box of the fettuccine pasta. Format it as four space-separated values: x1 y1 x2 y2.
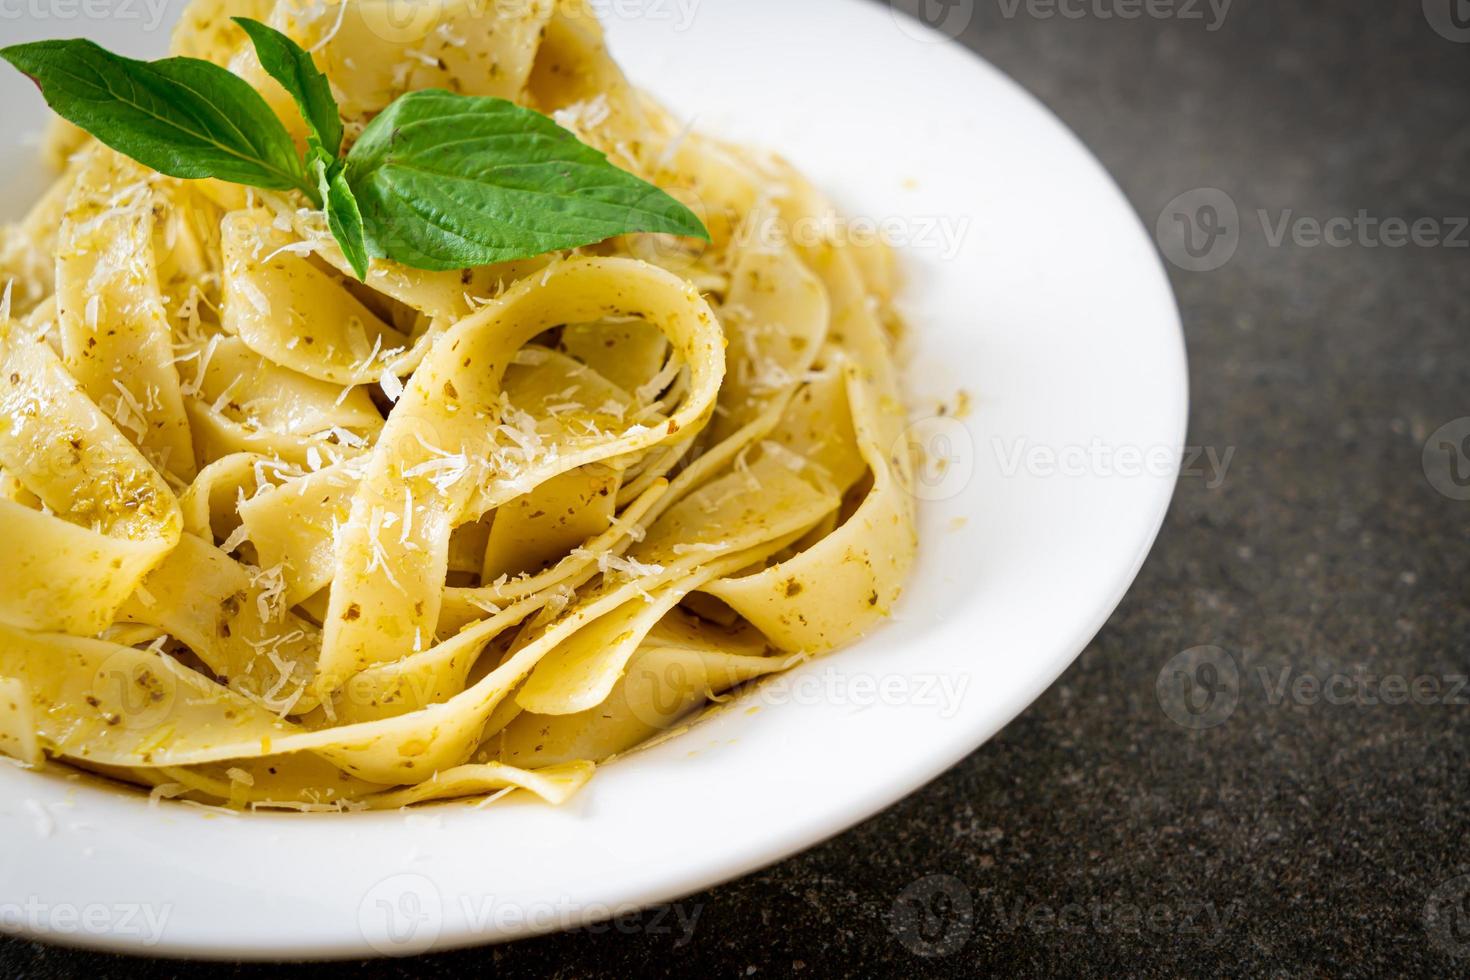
0 0 916 811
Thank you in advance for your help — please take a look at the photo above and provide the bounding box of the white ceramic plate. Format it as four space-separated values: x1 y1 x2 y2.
0 0 1187 959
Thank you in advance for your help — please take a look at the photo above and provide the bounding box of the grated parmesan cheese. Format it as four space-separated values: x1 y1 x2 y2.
379 369 404 403
147 783 188 808
571 548 665 580
225 767 255 787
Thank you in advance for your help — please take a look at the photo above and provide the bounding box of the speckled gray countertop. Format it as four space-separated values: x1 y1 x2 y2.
4 0 1468 976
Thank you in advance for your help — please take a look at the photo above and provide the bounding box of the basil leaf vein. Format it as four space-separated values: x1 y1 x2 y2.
345 90 708 271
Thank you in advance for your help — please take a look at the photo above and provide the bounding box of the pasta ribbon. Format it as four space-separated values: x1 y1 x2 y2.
0 323 182 634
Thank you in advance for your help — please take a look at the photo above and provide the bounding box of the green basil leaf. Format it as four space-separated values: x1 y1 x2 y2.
320 161 370 282
233 17 342 161
0 39 308 194
345 90 710 271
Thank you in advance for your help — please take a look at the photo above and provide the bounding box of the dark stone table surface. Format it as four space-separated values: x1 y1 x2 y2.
4 0 1467 975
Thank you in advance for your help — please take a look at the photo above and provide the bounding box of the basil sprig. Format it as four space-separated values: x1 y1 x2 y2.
0 37 308 194
0 19 708 279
